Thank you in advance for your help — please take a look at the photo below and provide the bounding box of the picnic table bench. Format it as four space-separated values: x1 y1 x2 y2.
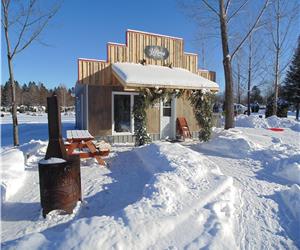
65 130 109 166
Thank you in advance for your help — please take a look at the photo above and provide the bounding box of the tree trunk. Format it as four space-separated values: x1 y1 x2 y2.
273 0 280 116
247 34 252 116
3 19 19 146
296 103 299 120
219 0 234 129
273 47 280 116
237 58 241 104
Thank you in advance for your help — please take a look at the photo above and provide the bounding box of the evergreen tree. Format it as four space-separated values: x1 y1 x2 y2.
250 86 264 104
282 37 300 120
133 94 151 146
1 81 11 106
1 80 75 108
1 80 21 106
265 86 289 118
38 83 49 106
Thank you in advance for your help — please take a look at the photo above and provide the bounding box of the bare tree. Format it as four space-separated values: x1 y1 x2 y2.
181 0 269 129
246 30 268 115
1 0 60 146
232 26 270 111
236 51 242 104
266 0 299 115
232 48 247 104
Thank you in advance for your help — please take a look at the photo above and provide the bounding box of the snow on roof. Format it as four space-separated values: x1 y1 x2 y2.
112 62 219 91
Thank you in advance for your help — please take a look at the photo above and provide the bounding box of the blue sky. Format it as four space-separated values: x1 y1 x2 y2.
2 1 299 92
1 0 225 90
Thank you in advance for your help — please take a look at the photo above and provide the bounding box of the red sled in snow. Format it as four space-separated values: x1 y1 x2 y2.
268 128 284 132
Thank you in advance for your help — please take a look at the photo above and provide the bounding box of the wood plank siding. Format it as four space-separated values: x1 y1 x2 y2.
198 70 216 82
146 104 160 134
88 85 123 136
78 30 215 85
176 92 200 132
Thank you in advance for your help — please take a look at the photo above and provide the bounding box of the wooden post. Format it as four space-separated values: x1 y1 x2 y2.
45 95 68 160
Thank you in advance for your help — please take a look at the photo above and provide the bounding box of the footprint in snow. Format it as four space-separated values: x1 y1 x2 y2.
271 137 282 144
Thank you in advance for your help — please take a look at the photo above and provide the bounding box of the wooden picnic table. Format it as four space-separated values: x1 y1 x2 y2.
65 130 107 166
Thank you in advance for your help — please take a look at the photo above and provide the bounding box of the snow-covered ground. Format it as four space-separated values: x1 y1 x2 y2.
1 114 300 249
1 113 75 148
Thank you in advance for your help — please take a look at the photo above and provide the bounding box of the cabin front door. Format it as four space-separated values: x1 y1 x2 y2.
160 95 176 140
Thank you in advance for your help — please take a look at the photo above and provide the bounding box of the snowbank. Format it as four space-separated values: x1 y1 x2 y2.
194 128 261 158
235 115 269 128
236 115 300 131
193 125 300 187
274 155 300 184
280 184 300 222
251 135 300 184
1 140 47 202
1 148 25 202
2 142 237 249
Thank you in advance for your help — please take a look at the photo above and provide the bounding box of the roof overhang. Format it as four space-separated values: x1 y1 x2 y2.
112 62 219 92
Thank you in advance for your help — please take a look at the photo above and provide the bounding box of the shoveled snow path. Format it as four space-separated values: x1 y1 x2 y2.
186 127 299 249
207 156 295 249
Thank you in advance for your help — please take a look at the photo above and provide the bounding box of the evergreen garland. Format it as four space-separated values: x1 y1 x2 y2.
189 90 214 141
133 87 213 146
133 94 151 146
132 88 183 146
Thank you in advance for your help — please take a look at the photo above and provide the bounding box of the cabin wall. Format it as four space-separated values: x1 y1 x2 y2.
86 86 200 138
126 30 184 68
146 104 160 134
78 60 121 86
176 93 200 132
198 70 216 82
183 53 198 73
75 83 84 129
78 30 215 85
88 85 123 136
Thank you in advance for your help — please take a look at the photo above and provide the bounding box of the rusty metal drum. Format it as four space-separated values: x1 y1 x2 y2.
38 154 81 218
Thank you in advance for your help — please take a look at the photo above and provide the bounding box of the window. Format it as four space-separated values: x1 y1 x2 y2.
112 92 138 134
114 95 131 132
163 99 172 117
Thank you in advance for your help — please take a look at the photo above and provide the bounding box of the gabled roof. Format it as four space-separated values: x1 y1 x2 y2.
112 63 219 91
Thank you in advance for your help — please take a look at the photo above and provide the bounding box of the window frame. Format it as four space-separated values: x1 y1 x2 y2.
112 91 139 135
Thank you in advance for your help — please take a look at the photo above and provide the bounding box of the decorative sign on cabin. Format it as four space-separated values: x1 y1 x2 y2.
144 45 169 60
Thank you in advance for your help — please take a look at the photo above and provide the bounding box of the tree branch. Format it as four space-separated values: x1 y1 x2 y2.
225 0 231 14
279 6 299 48
1 0 10 29
227 0 250 23
201 0 220 17
11 0 36 58
14 18 49 54
13 1 60 56
231 0 270 59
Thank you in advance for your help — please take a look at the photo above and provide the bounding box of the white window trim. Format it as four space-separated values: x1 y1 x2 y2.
112 91 139 135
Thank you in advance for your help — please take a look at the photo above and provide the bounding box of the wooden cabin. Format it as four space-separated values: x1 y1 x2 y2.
75 29 219 143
